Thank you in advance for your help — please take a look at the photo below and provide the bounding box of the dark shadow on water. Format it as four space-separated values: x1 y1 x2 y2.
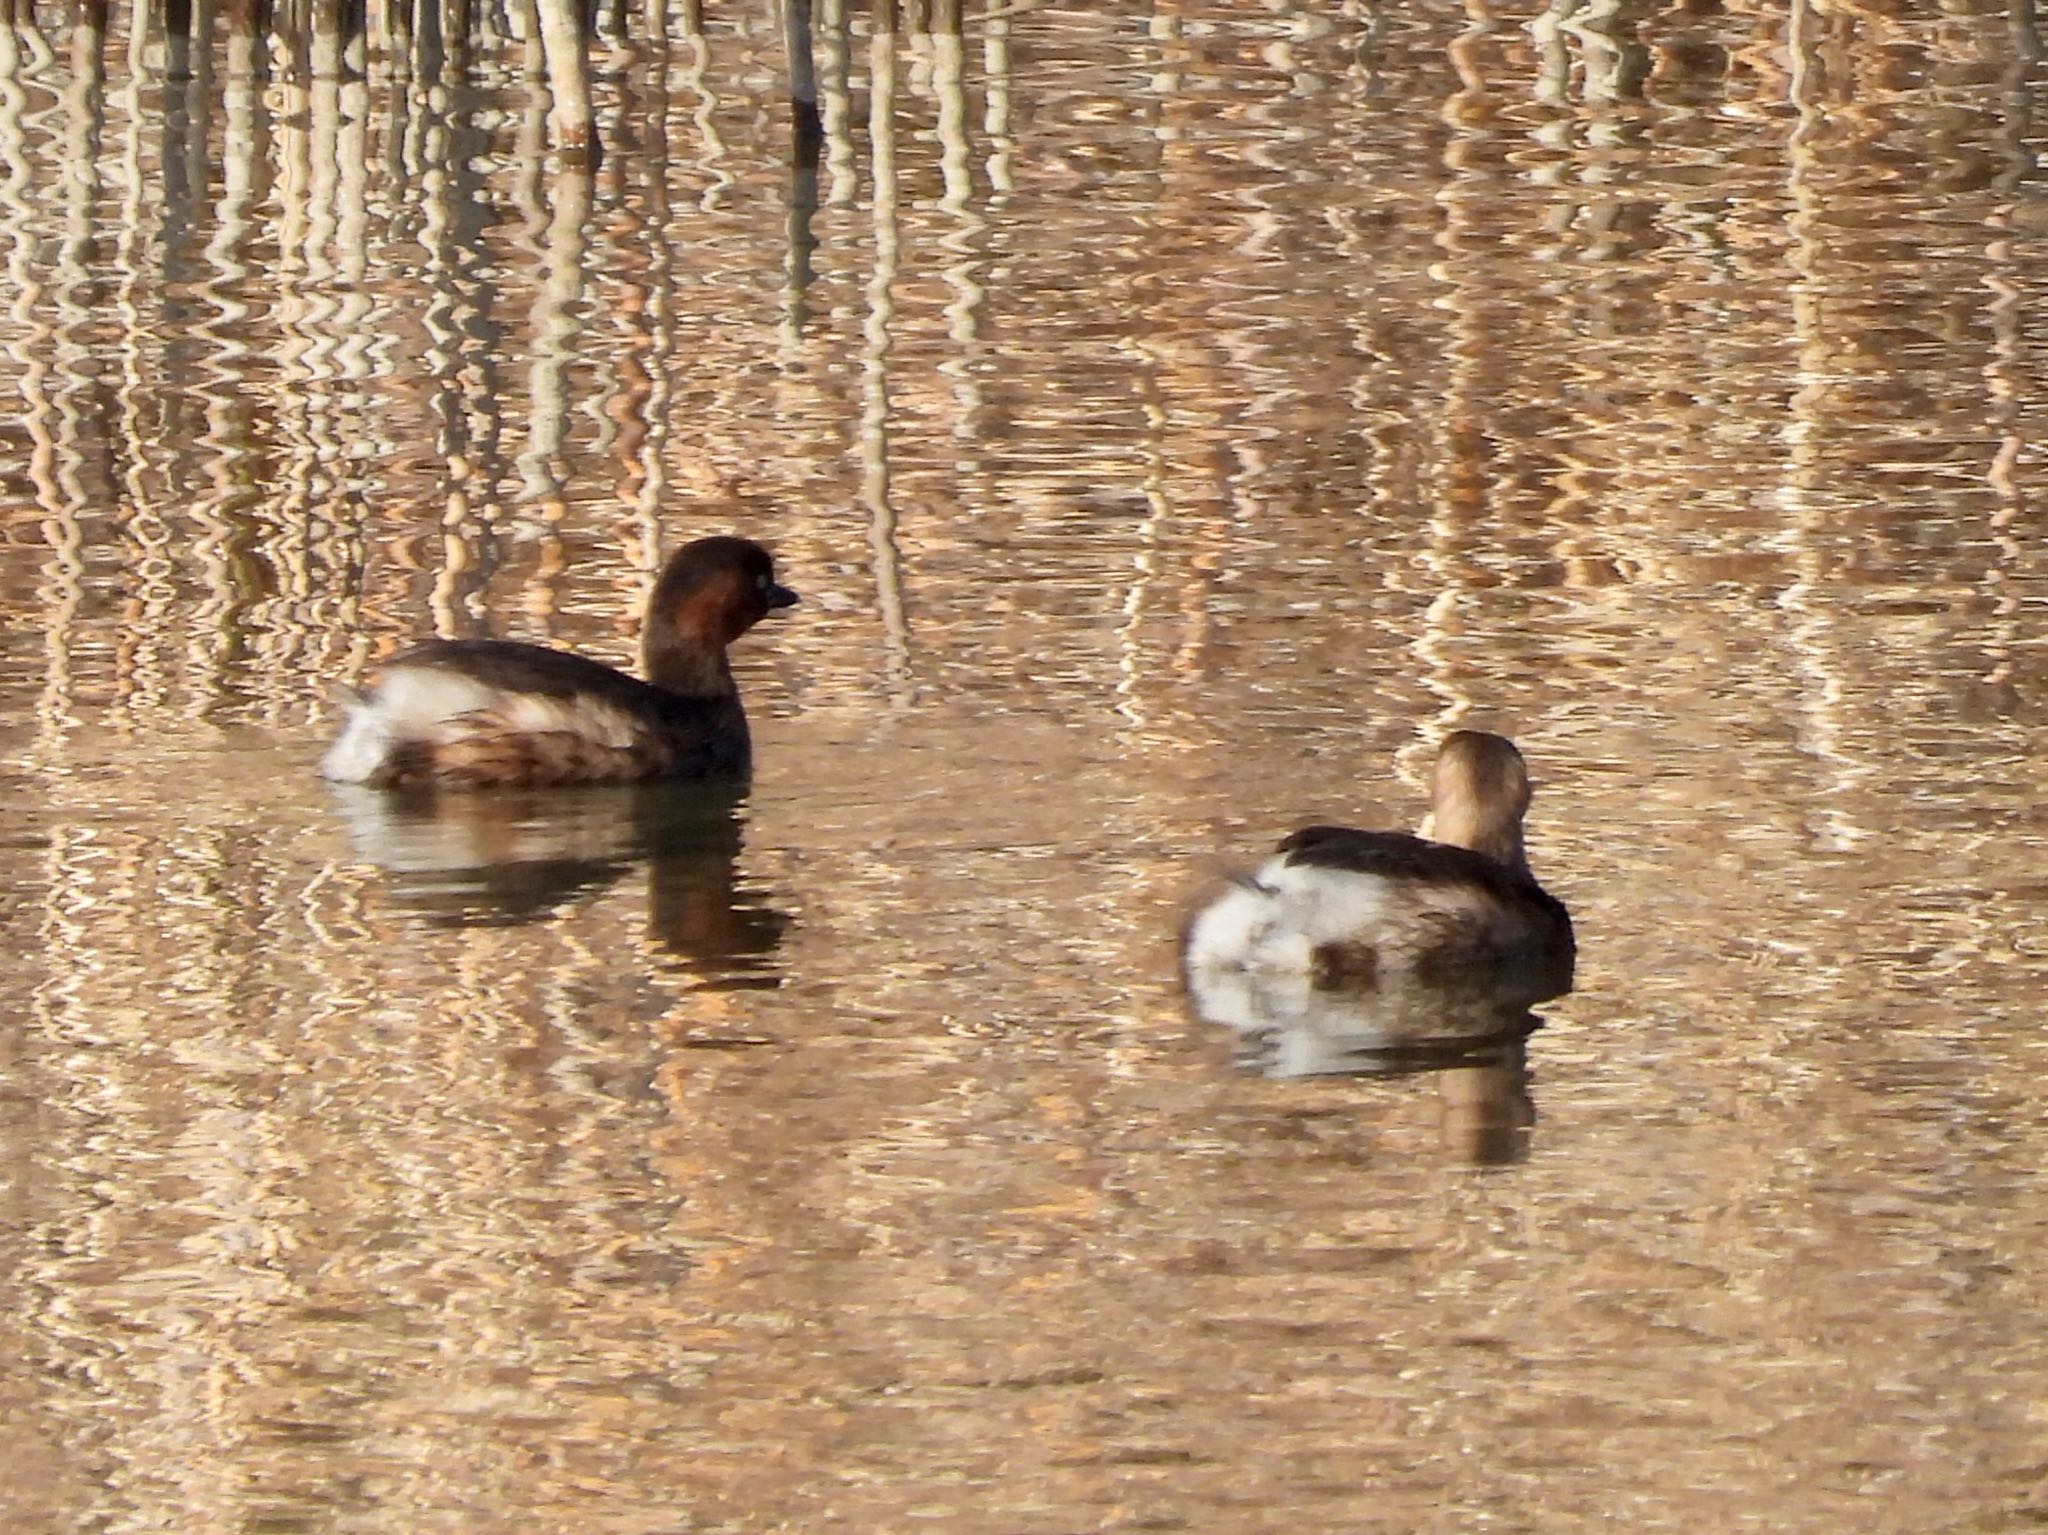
1186 953 1573 1166
328 780 792 989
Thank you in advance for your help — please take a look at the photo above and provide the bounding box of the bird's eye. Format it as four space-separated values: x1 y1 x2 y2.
757 573 772 592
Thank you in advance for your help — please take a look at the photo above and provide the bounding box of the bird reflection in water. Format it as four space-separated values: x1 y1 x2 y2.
1185 952 1571 1166
327 781 791 988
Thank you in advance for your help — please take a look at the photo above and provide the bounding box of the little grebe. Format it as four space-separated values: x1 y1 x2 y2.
1183 731 1574 991
322 535 797 790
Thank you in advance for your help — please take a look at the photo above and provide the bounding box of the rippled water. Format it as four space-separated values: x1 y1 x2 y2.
3 3 2047 1530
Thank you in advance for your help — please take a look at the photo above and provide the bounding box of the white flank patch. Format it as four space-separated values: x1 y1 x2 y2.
320 669 490 781
487 690 647 750
318 665 649 782
1181 880 1277 975
1185 858 1400 979
1259 860 1401 951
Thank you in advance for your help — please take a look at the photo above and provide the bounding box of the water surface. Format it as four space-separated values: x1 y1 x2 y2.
2 4 2046 1531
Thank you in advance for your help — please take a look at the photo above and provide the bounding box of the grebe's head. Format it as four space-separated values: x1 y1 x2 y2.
1430 731 1533 870
652 536 799 646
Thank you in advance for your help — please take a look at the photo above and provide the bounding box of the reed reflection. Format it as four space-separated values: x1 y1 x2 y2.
328 781 792 987
780 0 822 329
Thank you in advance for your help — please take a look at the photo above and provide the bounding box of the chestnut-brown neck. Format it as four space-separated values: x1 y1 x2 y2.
643 609 738 698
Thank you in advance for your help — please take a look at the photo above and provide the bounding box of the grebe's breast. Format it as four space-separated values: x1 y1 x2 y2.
322 640 749 790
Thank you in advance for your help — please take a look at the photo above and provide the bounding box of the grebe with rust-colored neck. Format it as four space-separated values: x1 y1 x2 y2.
322 536 797 790
1183 731 1573 992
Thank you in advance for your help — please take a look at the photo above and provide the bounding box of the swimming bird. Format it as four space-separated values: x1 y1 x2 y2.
1182 731 1573 993
322 535 797 790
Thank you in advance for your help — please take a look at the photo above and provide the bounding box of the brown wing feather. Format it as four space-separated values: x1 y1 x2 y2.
1278 826 1515 888
1279 825 1576 970
427 730 674 789
391 640 684 711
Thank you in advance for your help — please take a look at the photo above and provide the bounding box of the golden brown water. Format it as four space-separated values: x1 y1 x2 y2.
4 4 2047 1530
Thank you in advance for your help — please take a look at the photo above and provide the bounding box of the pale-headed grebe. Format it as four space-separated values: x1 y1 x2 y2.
322 536 797 790
1183 731 1574 991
